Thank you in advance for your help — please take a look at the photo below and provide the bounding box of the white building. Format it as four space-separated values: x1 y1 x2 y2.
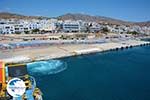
62 20 80 32
0 24 15 34
0 19 41 34
0 18 149 35
89 22 101 33
39 19 57 32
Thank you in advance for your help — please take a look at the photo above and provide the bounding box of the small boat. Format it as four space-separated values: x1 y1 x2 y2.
0 61 42 100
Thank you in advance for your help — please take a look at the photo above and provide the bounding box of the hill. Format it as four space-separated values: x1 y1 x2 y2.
58 13 132 25
0 12 149 26
0 12 49 20
58 13 150 26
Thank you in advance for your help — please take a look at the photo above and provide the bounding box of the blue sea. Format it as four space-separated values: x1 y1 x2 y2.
27 45 150 100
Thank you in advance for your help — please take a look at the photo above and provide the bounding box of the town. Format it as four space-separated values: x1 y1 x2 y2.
0 14 150 63
0 18 150 35
0 0 150 99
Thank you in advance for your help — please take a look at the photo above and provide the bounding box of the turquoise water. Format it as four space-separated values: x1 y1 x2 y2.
27 60 67 75
28 46 150 100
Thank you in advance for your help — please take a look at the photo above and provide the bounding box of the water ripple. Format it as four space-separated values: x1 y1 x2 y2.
27 60 67 76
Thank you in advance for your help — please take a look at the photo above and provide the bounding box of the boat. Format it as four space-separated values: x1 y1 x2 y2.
0 61 42 100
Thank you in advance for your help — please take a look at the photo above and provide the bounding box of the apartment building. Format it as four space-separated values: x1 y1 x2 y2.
62 20 80 32
0 24 15 34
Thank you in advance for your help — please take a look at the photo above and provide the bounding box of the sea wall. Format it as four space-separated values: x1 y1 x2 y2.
1 40 150 64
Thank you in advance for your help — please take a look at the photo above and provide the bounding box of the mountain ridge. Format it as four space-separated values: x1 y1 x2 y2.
0 12 150 26
0 12 50 20
58 13 133 25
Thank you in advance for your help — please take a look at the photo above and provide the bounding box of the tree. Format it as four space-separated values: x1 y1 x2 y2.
41 30 46 34
15 32 21 34
24 31 29 34
32 29 40 34
101 27 109 33
127 31 140 35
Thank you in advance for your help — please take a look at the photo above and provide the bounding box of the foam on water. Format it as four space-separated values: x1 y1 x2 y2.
27 60 67 76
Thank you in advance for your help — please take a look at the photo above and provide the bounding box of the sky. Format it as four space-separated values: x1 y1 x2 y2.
0 0 150 22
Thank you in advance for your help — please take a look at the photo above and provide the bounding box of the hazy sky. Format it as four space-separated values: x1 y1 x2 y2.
0 0 150 22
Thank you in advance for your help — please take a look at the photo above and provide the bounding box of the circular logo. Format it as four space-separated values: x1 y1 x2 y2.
7 78 26 97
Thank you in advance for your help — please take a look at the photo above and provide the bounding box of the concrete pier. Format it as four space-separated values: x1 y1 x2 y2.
1 40 150 64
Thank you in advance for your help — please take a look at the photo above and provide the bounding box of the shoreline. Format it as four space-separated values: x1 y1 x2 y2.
1 40 150 64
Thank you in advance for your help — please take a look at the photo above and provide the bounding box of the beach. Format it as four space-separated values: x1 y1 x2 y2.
0 39 150 64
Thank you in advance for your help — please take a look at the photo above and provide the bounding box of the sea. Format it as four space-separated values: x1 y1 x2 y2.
27 45 150 100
